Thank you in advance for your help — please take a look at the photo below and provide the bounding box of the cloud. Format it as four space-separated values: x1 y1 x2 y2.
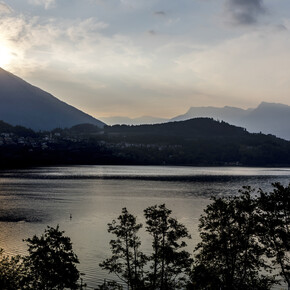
223 0 266 26
0 2 12 14
28 0 56 9
0 12 151 76
3 0 289 117
275 24 288 32
0 10 157 116
148 30 156 35
175 27 290 106
154 11 166 16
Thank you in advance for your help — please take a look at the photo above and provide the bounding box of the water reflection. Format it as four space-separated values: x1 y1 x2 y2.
0 166 289 288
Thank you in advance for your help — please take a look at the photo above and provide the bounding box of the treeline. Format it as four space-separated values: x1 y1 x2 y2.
0 226 80 290
105 118 248 139
103 119 290 166
100 183 290 290
1 183 289 289
2 118 290 167
0 121 36 137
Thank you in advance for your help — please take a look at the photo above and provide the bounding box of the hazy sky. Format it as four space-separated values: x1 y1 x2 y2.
1 0 290 118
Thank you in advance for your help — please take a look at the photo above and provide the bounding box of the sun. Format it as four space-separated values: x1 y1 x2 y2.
0 45 12 68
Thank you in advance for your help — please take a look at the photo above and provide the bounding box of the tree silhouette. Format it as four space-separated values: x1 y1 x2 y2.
258 183 290 289
99 208 146 290
24 225 80 290
190 187 275 290
144 204 192 290
100 205 192 290
0 249 26 289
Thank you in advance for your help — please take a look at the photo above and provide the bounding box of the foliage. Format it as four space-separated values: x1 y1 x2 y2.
100 186 290 289
3 117 290 168
190 187 275 290
0 249 26 290
24 225 80 290
144 204 192 289
258 183 290 288
1 184 290 289
0 120 36 137
99 208 146 289
97 280 123 290
100 205 192 290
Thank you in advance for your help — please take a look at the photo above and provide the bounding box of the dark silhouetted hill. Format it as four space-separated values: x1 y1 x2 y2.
1 117 290 168
0 67 105 131
0 120 36 137
106 118 248 139
170 102 290 140
103 118 290 166
102 102 290 140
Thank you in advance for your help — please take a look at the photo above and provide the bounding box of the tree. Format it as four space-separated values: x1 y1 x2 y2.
24 225 80 290
0 249 26 289
97 280 124 290
100 205 192 290
99 208 146 290
258 183 290 289
191 187 274 290
144 204 192 290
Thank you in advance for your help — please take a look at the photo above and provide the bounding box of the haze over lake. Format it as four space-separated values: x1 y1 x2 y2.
0 165 290 288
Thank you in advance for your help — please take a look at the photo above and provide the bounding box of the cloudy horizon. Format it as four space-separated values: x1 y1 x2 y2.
0 0 290 119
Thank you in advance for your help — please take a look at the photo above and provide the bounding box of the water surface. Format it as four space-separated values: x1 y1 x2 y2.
0 166 289 288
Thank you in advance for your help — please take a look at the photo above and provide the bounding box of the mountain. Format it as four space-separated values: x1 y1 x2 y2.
106 117 248 139
0 67 105 131
2 117 290 167
170 102 290 140
171 106 250 124
104 118 290 166
102 102 290 140
241 102 290 139
100 115 168 126
0 120 36 137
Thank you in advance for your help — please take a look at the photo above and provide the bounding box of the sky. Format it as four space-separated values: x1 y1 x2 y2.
0 0 290 119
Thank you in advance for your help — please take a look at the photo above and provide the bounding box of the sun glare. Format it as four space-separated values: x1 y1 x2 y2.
0 45 12 68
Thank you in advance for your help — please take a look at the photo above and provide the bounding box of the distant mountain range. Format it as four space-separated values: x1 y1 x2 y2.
171 102 290 140
1 66 290 140
101 102 290 140
0 67 104 131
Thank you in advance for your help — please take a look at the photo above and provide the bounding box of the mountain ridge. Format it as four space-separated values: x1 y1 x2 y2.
0 67 105 131
102 102 290 140
2 66 289 139
2 117 290 167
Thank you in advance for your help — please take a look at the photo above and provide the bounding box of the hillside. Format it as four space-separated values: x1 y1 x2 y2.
102 118 290 166
105 118 248 140
1 118 290 167
100 102 290 140
242 102 290 139
0 68 105 131
170 102 290 140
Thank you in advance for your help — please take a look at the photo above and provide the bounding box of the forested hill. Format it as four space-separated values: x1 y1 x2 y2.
0 120 36 137
1 118 290 167
102 118 290 166
105 118 248 139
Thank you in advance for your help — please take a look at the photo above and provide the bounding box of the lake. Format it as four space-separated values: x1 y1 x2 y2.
0 166 290 289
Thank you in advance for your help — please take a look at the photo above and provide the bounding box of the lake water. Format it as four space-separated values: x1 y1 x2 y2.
0 166 290 289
